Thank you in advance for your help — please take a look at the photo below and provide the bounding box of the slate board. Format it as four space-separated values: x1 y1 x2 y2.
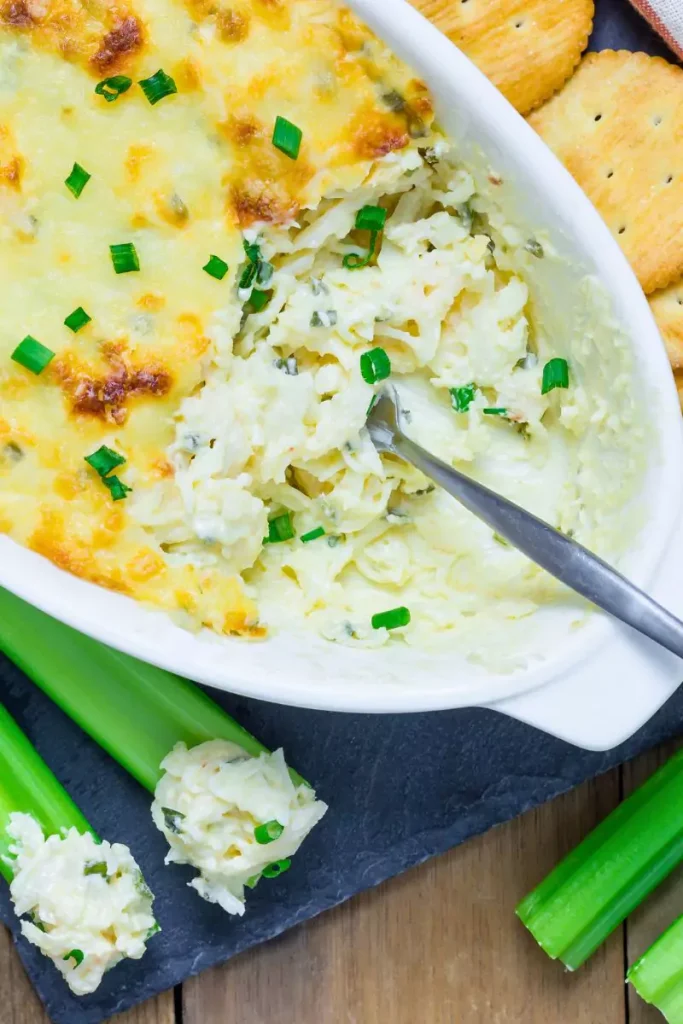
1 2 681 1021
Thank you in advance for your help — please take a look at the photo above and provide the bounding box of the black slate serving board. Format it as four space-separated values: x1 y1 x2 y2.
1 3 681 1021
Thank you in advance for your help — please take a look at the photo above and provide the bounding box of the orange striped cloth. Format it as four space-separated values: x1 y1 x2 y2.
627 0 683 59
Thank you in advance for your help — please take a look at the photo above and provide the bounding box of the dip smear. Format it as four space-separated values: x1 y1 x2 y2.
134 139 646 654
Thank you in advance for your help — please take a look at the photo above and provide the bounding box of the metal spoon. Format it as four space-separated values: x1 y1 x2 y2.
366 386 683 659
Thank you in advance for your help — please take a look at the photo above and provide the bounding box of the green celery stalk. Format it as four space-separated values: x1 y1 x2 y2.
517 749 683 970
0 703 94 882
0 588 273 794
628 915 683 1022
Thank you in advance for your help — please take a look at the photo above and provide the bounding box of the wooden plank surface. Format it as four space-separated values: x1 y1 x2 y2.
183 769 625 1024
6 753 683 1023
0 927 175 1024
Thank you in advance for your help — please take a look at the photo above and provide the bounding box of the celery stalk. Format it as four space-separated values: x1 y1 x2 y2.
517 749 683 970
628 916 683 1022
0 588 271 793
0 703 93 881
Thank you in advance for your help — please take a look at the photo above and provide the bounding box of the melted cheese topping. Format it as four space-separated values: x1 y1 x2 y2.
0 0 427 633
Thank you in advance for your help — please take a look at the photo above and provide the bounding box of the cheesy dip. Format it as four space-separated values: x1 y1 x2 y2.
0 0 646 651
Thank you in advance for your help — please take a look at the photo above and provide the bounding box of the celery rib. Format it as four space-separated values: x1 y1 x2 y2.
0 703 93 881
517 749 683 970
629 915 683 1023
0 588 272 794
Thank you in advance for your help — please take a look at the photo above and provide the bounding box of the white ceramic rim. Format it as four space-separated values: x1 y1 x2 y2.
1 0 682 716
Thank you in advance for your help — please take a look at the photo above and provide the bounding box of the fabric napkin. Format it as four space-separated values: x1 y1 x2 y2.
627 0 683 58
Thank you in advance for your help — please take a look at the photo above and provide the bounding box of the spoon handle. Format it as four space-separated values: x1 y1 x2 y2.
394 432 683 659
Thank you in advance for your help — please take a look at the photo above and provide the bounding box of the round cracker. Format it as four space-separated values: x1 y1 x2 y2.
529 51 683 294
411 0 594 115
650 278 683 372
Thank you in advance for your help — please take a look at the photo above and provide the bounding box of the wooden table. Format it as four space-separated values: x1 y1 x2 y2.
2 742 681 1024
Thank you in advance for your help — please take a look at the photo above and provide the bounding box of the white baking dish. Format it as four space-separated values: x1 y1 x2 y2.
2 0 682 750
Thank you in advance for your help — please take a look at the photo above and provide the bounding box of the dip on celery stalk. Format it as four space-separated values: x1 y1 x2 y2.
0 704 157 995
0 587 327 917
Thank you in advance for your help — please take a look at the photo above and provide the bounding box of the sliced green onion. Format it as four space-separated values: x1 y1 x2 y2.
243 239 261 264
110 242 140 275
0 703 95 882
360 347 391 385
95 75 132 102
525 238 544 258
301 527 326 544
517 747 683 971
63 949 84 966
272 116 302 160
11 336 55 375
371 607 411 631
146 921 162 939
264 513 295 544
257 261 274 286
254 820 285 845
245 874 261 889
366 394 379 417
138 69 177 106
84 445 126 477
629 914 683 1021
450 385 476 413
64 162 91 199
0 588 292 796
102 475 132 501
84 861 108 877
542 357 569 395
483 407 508 416
343 206 387 270
64 307 91 333
203 255 229 281
355 205 387 233
263 858 292 878
248 289 271 312
161 807 185 834
238 260 258 291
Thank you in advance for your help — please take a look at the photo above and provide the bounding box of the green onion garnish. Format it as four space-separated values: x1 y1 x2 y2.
450 385 476 413
11 336 55 375
238 260 258 291
248 289 271 312
525 239 544 258
203 255 229 281
272 116 302 160
138 69 177 106
517 747 683 971
264 513 295 544
262 858 292 878
301 527 326 544
254 820 285 845
371 607 411 631
542 357 569 395
103 476 132 502
84 445 126 477
360 347 391 385
343 205 387 270
110 242 140 274
95 75 132 102
63 949 84 967
84 861 108 877
355 205 387 233
245 874 261 889
243 239 260 263
483 407 508 416
64 163 91 199
161 807 186 834
64 307 91 333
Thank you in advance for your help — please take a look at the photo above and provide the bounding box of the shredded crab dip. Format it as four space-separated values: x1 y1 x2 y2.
135 139 646 653
6 814 156 996
151 740 327 915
